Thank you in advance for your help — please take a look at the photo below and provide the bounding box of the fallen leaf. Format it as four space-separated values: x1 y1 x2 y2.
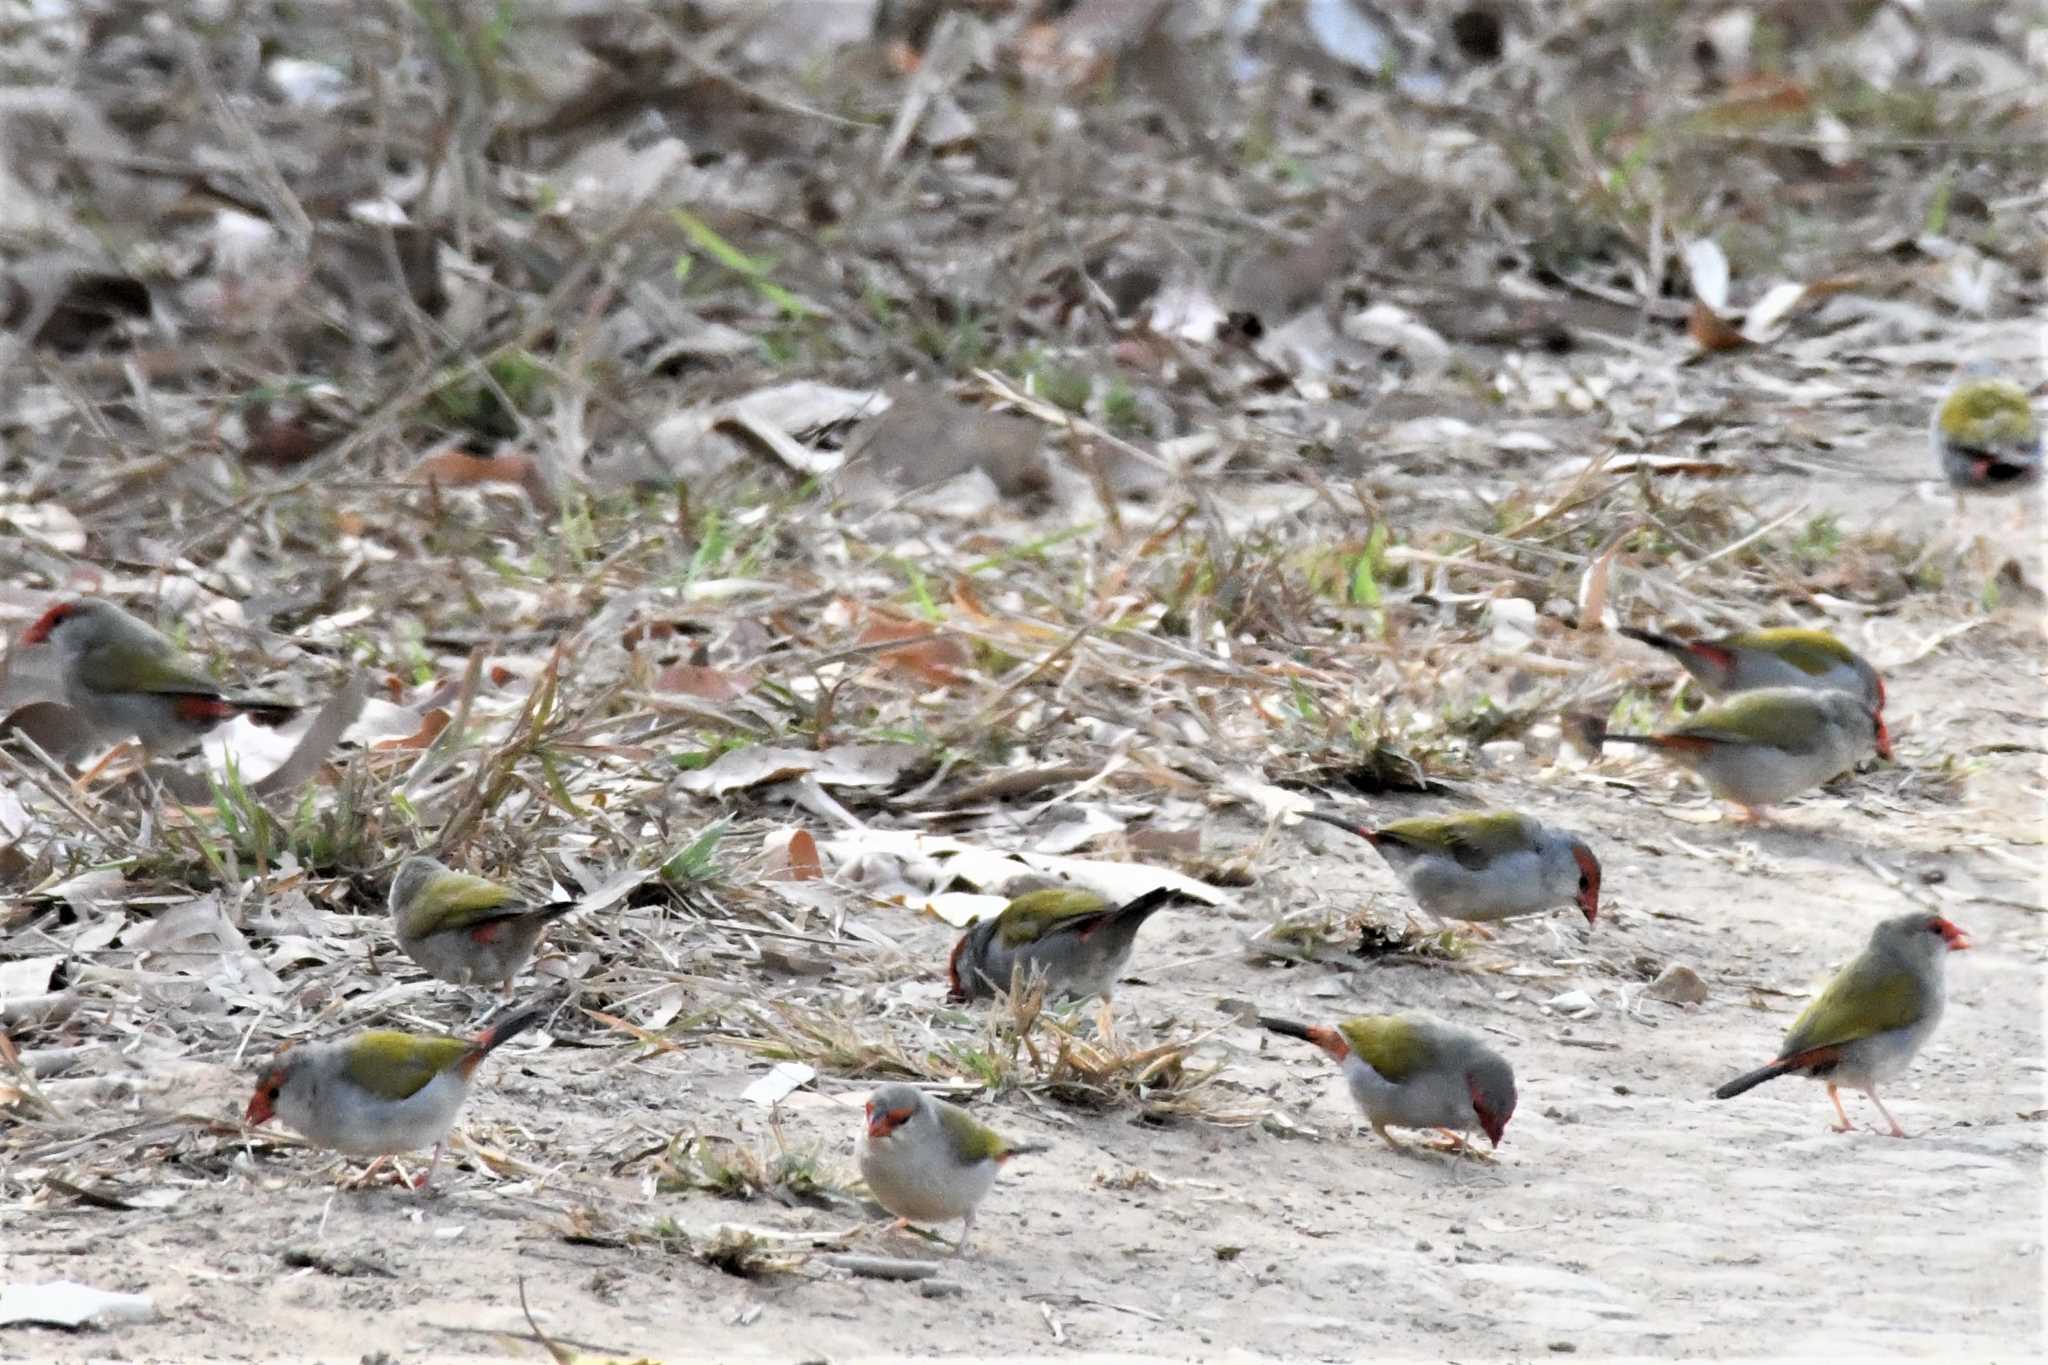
674 743 922 797
741 1061 816 1107
370 706 450 751
856 613 970 686
655 664 756 702
0 1280 157 1328
411 447 539 491
1688 299 1749 353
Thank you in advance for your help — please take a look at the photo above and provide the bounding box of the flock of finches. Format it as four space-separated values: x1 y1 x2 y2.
3 365 2038 1256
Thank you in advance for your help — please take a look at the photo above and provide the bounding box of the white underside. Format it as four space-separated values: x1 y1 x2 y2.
858 1130 998 1225
277 1053 473 1156
1384 847 1559 922
1342 1054 1478 1134
1688 733 1858 807
1820 1013 1941 1093
399 928 530 987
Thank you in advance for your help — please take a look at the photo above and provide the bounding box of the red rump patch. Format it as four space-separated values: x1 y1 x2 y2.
945 933 970 1001
19 602 79 646
1687 642 1738 676
469 921 506 944
1649 734 1718 753
1775 1042 1844 1074
172 695 237 722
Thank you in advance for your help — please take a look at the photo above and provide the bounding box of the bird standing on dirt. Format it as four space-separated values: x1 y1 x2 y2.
1714 912 1968 1137
1931 364 2041 504
243 1005 544 1190
389 856 580 997
1260 1013 1517 1155
858 1083 1047 1256
1618 625 1883 712
1595 687 1887 821
1297 810 1599 929
946 886 1180 1002
10 596 296 761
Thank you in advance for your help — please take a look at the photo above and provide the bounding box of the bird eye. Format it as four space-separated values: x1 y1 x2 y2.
1578 873 1591 892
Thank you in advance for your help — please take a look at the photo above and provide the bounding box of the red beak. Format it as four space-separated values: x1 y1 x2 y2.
1933 918 1970 951
245 1092 274 1126
867 1105 914 1140
1871 713 1892 761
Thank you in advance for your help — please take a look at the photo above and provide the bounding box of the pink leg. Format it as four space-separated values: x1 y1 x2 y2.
1826 1084 1854 1133
1865 1088 1908 1139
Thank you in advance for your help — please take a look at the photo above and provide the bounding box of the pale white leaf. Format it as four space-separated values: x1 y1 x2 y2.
741 1061 817 1108
0 1281 157 1328
1683 238 1729 311
1741 282 1810 343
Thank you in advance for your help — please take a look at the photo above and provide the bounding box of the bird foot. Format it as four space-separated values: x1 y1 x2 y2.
339 1156 424 1190
1422 1130 1496 1161
71 742 143 791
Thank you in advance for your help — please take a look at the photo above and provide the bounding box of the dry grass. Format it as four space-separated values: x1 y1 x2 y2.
0 4 2039 1336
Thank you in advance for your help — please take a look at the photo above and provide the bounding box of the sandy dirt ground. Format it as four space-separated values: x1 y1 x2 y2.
6 408 2044 1363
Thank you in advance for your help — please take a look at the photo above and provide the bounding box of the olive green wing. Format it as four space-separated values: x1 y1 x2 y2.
1376 812 1537 870
1336 1016 1432 1083
77 635 221 697
933 1099 1012 1163
1780 957 1928 1057
994 889 1111 948
404 870 522 936
341 1031 471 1101
1667 691 1823 751
1737 629 1854 678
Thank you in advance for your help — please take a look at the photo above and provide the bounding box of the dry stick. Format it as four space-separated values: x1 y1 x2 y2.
974 368 1174 474
875 10 967 174
936 612 1111 749
0 739 116 845
0 992 80 1029
1499 447 1618 539
403 644 487 800
436 644 566 855
824 1254 945 1281
272 153 694 490
179 32 312 247
1675 500 1810 581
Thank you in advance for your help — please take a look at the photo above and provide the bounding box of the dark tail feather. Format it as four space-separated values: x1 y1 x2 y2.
1258 1014 1315 1041
228 697 299 728
1000 1140 1051 1160
528 899 581 927
1713 1044 1843 1100
1617 626 1686 655
1108 887 1180 926
473 1003 547 1057
1713 1061 1793 1100
1300 810 1376 843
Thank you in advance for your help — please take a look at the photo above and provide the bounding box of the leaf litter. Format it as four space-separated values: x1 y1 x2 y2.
0 0 2043 1356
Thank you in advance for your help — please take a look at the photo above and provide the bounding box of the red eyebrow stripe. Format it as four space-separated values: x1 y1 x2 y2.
19 605 72 645
172 696 236 721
